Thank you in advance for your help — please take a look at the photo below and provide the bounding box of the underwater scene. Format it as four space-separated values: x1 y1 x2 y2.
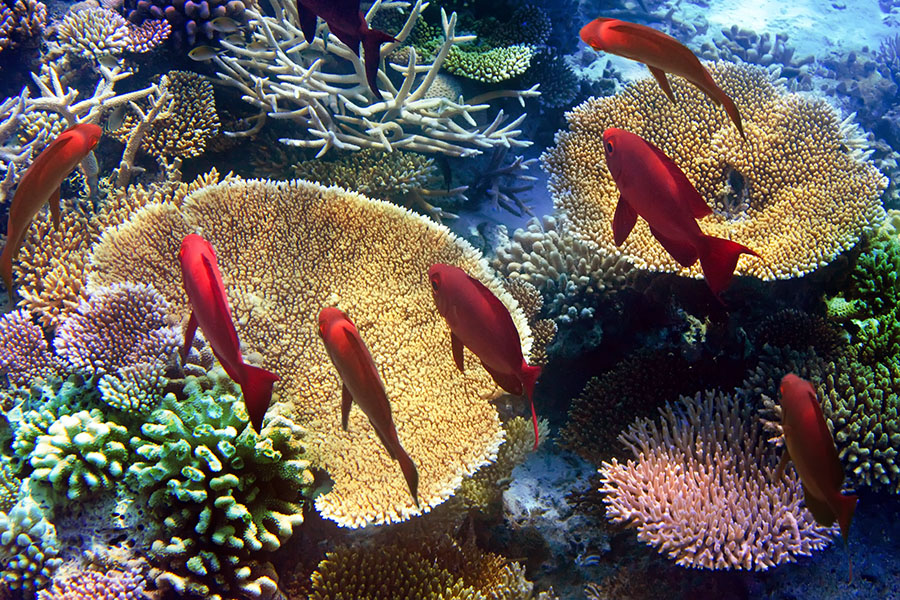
1 0 900 597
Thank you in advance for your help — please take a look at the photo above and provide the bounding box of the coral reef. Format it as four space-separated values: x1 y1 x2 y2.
444 44 536 83
56 7 131 62
213 0 537 156
0 0 46 54
127 380 312 600
0 485 64 592
599 390 836 570
543 62 887 281
37 563 148 600
307 535 549 600
698 26 815 88
110 70 219 160
0 308 59 392
87 176 530 528
122 0 249 46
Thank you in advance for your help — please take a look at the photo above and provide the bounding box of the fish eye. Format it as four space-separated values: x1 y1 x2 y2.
430 278 438 291
605 141 614 154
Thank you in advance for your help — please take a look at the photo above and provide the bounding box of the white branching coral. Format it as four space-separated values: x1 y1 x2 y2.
213 0 538 157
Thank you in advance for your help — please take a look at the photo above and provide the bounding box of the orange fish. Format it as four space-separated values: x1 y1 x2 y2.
777 373 857 542
579 17 745 138
318 307 419 506
179 234 279 433
428 264 542 449
0 123 102 291
603 128 758 297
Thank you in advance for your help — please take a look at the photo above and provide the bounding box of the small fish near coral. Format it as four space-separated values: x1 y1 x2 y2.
179 233 280 433
0 123 102 293
188 45 223 61
296 0 395 99
317 306 419 506
777 373 857 580
580 17 745 138
428 264 542 449
602 127 759 298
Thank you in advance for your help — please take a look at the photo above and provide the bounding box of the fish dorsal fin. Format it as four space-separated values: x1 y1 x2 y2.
643 140 712 219
200 252 240 351
603 20 692 58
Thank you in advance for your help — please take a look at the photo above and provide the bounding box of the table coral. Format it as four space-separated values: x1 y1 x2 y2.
543 62 887 281
87 177 530 528
126 380 312 600
599 390 836 570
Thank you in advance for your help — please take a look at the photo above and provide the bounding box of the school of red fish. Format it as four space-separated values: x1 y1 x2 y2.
0 10 857 544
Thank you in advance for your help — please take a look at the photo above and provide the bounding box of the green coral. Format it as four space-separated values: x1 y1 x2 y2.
126 379 313 600
0 458 19 512
444 44 535 83
0 485 64 592
28 410 130 500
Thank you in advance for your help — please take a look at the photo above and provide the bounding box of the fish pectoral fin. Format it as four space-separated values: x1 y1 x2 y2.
648 226 698 267
372 424 397 460
181 312 199 364
451 331 465 372
50 187 61 231
647 66 676 103
612 198 638 246
200 253 241 350
801 484 837 528
341 383 353 431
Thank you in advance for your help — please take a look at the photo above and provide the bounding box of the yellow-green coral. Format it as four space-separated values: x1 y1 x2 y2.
444 44 535 83
543 62 887 281
87 177 530 528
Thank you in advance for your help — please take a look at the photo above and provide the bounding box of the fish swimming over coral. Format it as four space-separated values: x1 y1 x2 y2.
580 17 745 138
0 123 102 292
602 127 758 297
296 0 395 99
777 373 857 541
428 263 542 449
318 306 419 506
179 233 280 433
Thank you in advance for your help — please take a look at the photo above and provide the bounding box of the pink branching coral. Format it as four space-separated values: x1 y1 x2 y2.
126 18 170 53
37 565 147 600
0 308 59 389
53 282 180 379
598 390 836 571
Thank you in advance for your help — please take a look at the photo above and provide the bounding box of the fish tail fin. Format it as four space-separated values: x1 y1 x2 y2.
521 363 542 450
0 246 12 293
240 364 280 433
396 447 419 507
720 93 746 139
361 26 396 98
697 235 759 297
835 491 857 542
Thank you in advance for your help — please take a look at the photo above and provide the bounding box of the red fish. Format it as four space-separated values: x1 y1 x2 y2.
179 234 279 433
580 17 745 138
296 0 395 100
777 373 857 541
428 263 542 449
602 128 758 297
0 123 102 292
318 307 419 506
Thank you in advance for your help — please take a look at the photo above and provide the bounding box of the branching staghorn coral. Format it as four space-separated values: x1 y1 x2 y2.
212 0 538 157
0 89 44 207
87 176 531 528
543 62 887 281
599 390 836 570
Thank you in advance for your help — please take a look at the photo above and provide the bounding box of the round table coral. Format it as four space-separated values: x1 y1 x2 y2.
87 177 532 528
542 62 888 281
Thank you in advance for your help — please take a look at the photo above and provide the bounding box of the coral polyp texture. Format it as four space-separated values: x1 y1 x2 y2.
543 62 887 280
0 309 59 391
126 380 312 600
122 0 249 46
307 536 546 600
0 489 64 592
0 0 46 53
37 564 148 600
598 390 836 570
56 7 130 61
87 176 529 528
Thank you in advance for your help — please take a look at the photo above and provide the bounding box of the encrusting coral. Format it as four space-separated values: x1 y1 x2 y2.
543 62 887 281
87 176 531 528
126 377 313 600
599 390 836 570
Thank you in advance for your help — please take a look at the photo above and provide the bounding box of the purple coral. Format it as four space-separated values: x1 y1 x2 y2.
54 282 180 379
0 309 59 389
126 18 170 52
37 566 147 600
122 0 247 46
